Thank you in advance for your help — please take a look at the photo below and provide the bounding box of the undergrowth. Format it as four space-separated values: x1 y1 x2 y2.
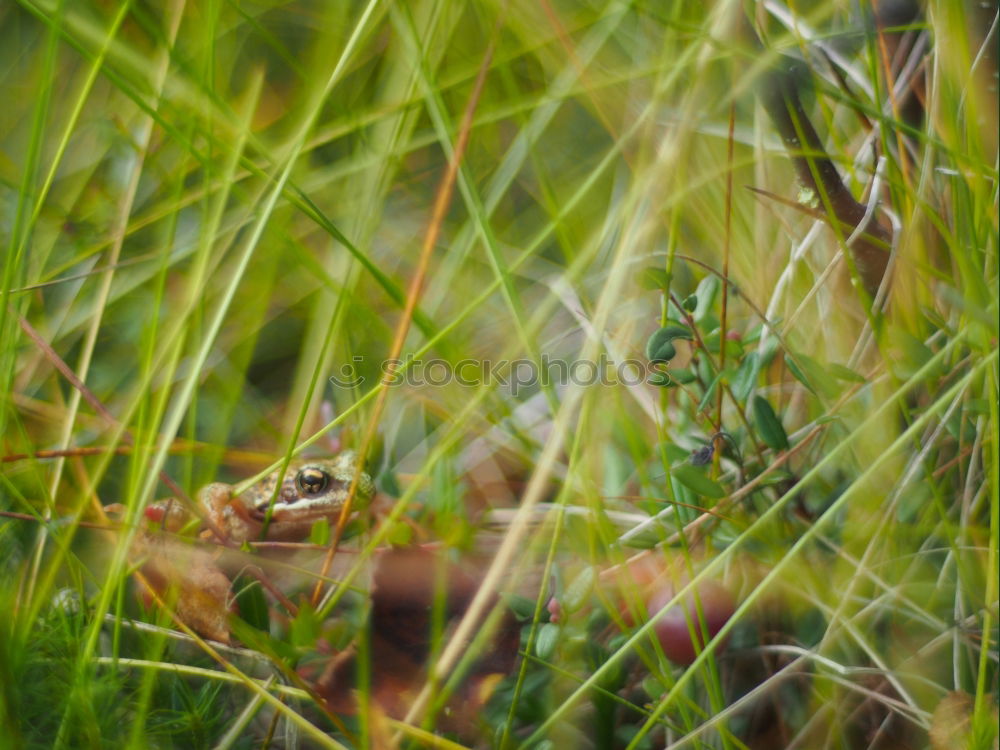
1 1 997 748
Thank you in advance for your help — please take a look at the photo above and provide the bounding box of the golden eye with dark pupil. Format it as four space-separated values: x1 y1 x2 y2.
295 467 329 496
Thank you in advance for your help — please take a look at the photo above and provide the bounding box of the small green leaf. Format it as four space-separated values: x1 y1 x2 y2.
289 601 322 648
759 335 780 367
505 594 536 621
670 368 696 384
753 395 789 451
228 619 299 664
697 371 724 412
309 518 331 546
648 371 672 387
702 330 742 358
703 328 721 353
643 675 667 700
607 633 631 653
232 575 270 633
385 520 413 545
339 518 365 541
755 469 795 487
670 474 695 505
723 338 744 360
646 326 692 363
784 355 816 395
732 352 759 402
682 294 698 312
661 443 690 464
562 566 597 613
693 275 721 322
650 340 676 363
535 622 561 660
899 330 934 368
803 355 840 398
891 328 941 380
640 267 672 290
827 363 866 383
672 463 726 499
378 470 401 497
785 353 838 398
743 323 764 344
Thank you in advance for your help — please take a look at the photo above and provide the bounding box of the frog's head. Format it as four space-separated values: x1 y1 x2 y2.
246 451 374 524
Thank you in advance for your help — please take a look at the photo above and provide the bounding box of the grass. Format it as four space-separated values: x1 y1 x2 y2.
1 0 997 748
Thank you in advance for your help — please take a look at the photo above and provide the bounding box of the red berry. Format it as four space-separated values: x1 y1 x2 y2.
647 580 736 665
546 596 562 623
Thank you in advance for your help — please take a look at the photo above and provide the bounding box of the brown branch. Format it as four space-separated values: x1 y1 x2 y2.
758 58 892 297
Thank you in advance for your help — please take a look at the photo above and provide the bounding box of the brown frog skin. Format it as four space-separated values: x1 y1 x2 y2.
118 452 374 643
146 452 375 543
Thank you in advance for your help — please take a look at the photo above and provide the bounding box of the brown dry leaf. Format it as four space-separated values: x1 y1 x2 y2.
929 691 998 750
139 538 235 643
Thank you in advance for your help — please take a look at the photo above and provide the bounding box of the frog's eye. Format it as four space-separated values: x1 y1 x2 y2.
295 467 330 496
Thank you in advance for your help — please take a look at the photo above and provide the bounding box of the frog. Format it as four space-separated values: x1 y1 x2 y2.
112 452 374 643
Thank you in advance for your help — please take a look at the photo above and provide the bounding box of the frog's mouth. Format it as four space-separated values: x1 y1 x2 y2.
247 495 347 524
246 503 299 523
